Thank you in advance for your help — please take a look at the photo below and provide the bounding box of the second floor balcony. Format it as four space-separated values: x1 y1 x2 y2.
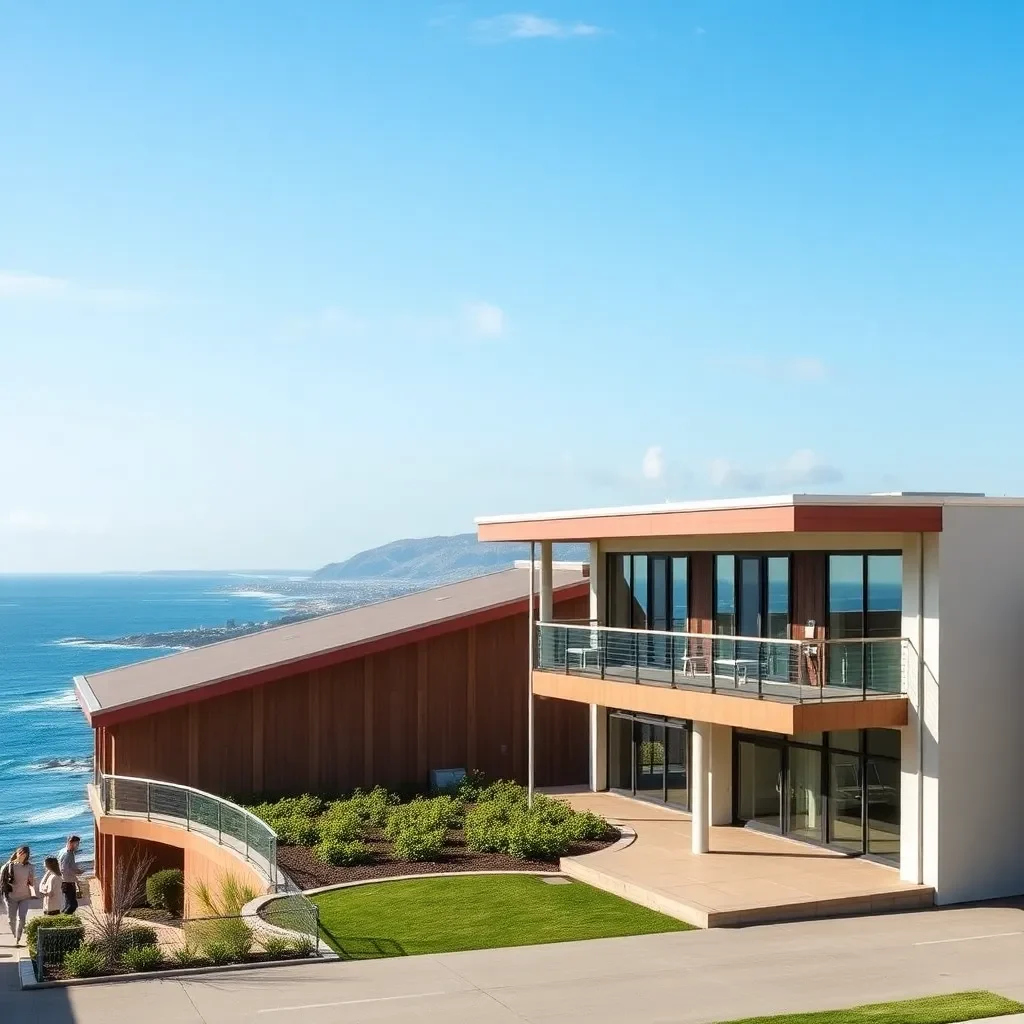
535 622 908 703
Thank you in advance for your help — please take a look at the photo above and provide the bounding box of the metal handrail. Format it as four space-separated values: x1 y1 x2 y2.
535 622 908 700
96 771 279 889
542 620 907 646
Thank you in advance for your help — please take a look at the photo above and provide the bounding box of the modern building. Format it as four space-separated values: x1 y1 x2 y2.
75 565 590 909
477 492 1024 906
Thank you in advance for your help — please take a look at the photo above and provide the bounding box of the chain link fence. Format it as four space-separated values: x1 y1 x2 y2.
33 894 320 982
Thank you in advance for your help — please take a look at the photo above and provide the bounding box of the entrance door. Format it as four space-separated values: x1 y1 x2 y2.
736 738 782 830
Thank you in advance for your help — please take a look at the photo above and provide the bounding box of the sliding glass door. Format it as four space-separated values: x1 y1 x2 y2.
608 711 690 810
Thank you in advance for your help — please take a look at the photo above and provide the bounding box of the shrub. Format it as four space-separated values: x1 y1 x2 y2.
348 785 398 827
203 940 235 965
268 794 325 819
121 944 164 973
171 943 204 967
26 914 83 960
63 943 106 978
317 805 365 842
531 793 574 826
384 795 462 841
291 935 316 956
560 810 612 843
314 836 373 866
454 768 488 803
506 816 571 860
391 825 447 862
186 875 257 959
464 800 514 853
477 779 528 807
274 814 321 847
260 935 292 957
146 868 185 917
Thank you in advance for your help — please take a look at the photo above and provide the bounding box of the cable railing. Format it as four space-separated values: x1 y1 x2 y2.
94 772 280 889
535 622 908 701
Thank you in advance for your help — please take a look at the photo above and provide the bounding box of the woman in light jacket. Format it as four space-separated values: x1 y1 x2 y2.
1 846 37 945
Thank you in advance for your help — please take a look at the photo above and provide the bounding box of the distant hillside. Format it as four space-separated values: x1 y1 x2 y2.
312 533 589 583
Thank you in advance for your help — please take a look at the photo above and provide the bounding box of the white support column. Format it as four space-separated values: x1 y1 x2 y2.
588 541 607 791
527 541 536 807
691 720 711 854
539 540 553 623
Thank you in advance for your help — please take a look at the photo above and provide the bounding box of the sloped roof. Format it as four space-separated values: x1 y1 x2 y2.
75 566 587 726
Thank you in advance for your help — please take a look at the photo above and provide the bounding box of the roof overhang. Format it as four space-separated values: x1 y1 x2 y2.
77 578 590 729
477 495 944 543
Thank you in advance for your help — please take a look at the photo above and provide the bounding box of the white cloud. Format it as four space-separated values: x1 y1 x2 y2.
0 271 157 308
473 13 604 42
778 448 844 486
708 449 843 493
286 300 507 344
464 301 506 339
708 354 830 381
642 445 665 481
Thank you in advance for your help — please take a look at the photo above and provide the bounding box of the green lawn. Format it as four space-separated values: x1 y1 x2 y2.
718 992 1024 1024
313 874 691 959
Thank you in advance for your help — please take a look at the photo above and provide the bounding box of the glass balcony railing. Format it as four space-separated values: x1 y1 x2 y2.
94 772 281 889
535 623 908 701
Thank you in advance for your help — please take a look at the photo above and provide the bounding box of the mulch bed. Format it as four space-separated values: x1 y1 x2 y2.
277 827 617 890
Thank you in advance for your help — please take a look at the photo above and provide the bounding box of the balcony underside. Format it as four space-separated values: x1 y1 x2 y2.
532 670 909 734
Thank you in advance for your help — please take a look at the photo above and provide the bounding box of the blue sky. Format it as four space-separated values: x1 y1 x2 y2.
2 2 1023 571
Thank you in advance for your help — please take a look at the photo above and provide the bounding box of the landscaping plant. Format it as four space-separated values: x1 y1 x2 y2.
186 874 258 959
62 943 107 979
391 824 447 862
145 868 185 917
314 835 374 866
121 943 165 973
260 935 292 957
26 913 84 962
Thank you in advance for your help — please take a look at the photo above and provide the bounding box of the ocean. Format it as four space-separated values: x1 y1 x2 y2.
0 572 312 862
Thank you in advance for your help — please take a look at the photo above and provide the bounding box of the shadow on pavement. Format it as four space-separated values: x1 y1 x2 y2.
0 955 75 1024
319 924 405 960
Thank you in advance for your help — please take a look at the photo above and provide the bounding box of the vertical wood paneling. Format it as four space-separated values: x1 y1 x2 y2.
252 688 264 795
308 671 321 792
793 552 827 638
466 626 477 771
416 642 429 784
316 659 364 794
688 552 714 633
187 706 199 788
363 658 374 787
262 672 311 796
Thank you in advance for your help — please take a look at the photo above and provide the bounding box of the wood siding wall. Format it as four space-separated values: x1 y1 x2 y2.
99 594 590 799
792 551 827 639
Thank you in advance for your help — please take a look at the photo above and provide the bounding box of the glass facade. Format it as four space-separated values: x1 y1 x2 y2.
607 710 690 810
606 554 689 630
828 553 903 689
734 728 902 863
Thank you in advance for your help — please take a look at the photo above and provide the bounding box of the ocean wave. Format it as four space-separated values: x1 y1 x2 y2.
51 638 187 651
6 690 80 714
28 757 93 776
220 589 290 600
20 801 90 827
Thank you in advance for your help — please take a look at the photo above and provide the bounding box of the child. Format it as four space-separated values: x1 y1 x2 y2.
39 857 63 916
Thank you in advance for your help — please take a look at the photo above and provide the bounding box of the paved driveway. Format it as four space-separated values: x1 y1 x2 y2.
4 901 1024 1023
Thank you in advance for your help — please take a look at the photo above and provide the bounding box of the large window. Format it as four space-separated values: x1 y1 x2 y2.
608 711 690 810
734 728 901 863
828 554 903 688
605 554 689 631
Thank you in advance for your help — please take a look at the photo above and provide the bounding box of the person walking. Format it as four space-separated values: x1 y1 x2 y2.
1 847 37 945
39 857 63 915
57 834 84 915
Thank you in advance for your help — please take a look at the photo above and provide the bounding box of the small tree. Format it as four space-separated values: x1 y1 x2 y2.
85 848 155 968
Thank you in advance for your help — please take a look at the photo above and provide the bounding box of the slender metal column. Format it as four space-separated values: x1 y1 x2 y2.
527 541 536 807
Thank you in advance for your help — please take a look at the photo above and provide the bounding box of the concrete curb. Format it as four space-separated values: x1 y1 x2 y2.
19 950 339 991
279 868 565 900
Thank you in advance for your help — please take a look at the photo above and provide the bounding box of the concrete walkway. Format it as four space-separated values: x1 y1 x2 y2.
559 791 933 926
5 900 1024 1023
